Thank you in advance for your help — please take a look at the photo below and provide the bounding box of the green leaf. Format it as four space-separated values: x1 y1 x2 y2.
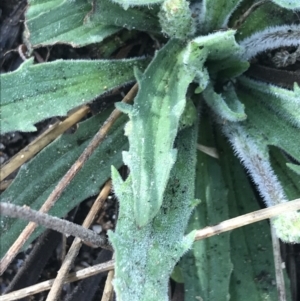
202 83 247 122
194 0 243 34
179 99 197 130
25 0 118 47
115 39 203 226
0 111 128 258
269 147 300 201
239 24 300 60
0 57 149 133
25 0 160 48
171 265 184 283
219 87 300 242
193 30 242 61
239 77 300 127
216 134 291 301
181 121 291 301
234 1 296 41
270 0 300 9
114 31 244 227
235 86 300 164
192 30 248 82
110 122 198 301
268 147 300 242
180 116 232 301
207 59 249 82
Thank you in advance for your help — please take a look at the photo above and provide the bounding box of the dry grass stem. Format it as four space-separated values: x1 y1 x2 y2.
2 198 299 300
46 181 112 301
194 198 300 241
270 225 287 301
101 265 115 301
0 260 115 301
0 105 90 181
0 83 138 275
0 180 13 191
0 203 106 248
197 144 219 159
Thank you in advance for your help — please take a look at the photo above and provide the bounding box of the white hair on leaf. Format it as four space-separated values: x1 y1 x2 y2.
240 24 300 60
220 120 287 207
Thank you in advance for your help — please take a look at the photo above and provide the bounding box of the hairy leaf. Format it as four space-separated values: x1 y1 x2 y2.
192 30 242 61
115 39 204 226
181 120 291 300
216 134 291 301
25 0 159 48
192 30 247 80
268 147 300 242
202 83 247 122
192 0 243 34
235 85 300 163
234 1 296 41
113 31 245 227
269 147 300 201
180 117 232 301
1 57 148 133
0 111 127 258
240 24 300 60
219 87 300 242
109 122 198 301
239 77 300 127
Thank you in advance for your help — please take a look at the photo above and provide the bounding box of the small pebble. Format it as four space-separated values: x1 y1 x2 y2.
92 224 102 234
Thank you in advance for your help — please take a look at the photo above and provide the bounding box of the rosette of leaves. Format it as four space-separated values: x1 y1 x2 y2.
1 0 300 300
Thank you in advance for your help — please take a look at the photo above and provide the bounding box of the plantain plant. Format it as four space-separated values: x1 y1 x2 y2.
1 0 300 300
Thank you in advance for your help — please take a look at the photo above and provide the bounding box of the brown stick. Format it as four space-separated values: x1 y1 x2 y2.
45 181 112 301
270 225 287 301
194 198 300 241
101 268 115 301
1 198 300 300
0 180 13 191
0 83 138 275
0 106 90 181
0 202 107 248
0 260 115 301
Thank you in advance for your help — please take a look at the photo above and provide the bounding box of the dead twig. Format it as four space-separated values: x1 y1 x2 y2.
270 224 287 301
101 255 115 301
1 198 300 300
195 198 300 241
0 180 13 191
0 105 90 182
0 260 115 301
0 202 107 248
46 181 112 301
